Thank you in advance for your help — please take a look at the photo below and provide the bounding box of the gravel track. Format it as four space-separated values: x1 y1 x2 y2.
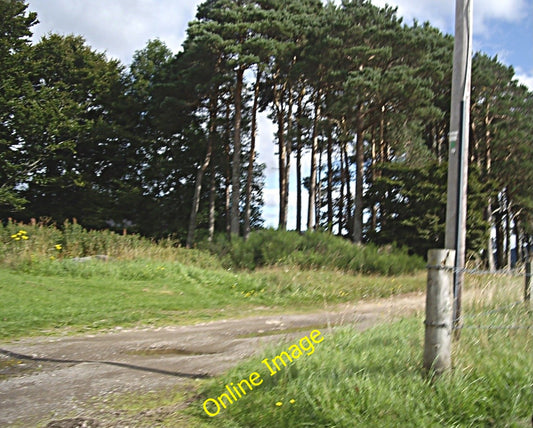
0 292 424 427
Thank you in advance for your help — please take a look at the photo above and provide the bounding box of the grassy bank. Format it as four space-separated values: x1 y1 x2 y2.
203 228 425 275
190 313 531 427
0 263 425 340
1 221 424 276
0 221 426 340
185 275 532 427
71 274 532 427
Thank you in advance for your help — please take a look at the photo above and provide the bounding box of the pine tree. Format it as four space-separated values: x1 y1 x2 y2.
0 0 38 211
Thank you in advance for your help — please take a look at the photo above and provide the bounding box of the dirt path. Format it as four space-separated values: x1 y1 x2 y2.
0 292 425 427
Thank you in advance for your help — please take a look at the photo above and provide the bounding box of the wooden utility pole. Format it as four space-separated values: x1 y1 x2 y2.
444 0 473 332
424 249 455 373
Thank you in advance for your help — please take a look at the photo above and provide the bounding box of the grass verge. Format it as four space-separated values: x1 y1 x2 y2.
85 300 532 427
188 309 532 427
30 272 530 427
203 228 425 275
0 262 425 340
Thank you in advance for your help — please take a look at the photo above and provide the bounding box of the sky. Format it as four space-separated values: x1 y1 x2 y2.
26 0 533 229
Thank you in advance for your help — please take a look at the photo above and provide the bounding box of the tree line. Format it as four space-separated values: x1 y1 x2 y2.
1 0 531 267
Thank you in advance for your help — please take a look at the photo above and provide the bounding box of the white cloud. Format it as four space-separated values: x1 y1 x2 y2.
372 0 453 31
474 0 528 22
263 188 279 209
28 0 204 63
370 0 529 36
516 72 533 90
256 113 278 179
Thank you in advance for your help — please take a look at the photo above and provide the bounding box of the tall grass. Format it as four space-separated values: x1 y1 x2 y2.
0 219 221 270
1 221 424 276
203 229 424 275
191 292 532 427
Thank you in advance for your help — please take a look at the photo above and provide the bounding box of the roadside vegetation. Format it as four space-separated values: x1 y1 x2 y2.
1 220 423 275
1 221 531 426
0 221 424 340
90 276 531 427
203 228 424 275
191 312 531 427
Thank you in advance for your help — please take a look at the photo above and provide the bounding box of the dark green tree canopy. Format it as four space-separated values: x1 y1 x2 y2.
0 0 530 258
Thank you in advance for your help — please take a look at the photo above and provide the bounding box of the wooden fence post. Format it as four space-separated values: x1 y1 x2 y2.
525 257 532 305
424 249 455 374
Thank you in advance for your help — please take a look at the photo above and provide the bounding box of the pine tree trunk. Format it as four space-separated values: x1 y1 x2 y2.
230 65 244 238
372 109 386 232
484 111 494 269
317 143 323 228
296 136 302 232
338 144 345 236
327 128 333 232
186 94 217 248
486 198 496 271
515 217 523 263
224 99 232 240
379 108 387 164
495 197 505 269
352 108 364 244
296 98 303 233
284 85 293 230
371 132 377 232
277 106 287 230
186 146 211 248
307 91 321 231
276 106 287 230
208 166 216 242
244 70 261 240
505 191 512 268
343 139 352 236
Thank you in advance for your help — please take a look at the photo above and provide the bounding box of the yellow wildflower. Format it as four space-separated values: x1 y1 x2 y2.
54 244 62 251
11 230 29 240
290 399 295 404
276 401 283 407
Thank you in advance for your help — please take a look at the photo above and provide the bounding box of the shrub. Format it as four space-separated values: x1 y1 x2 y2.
203 229 424 275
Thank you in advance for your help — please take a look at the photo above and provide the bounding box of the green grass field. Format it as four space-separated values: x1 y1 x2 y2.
91 275 531 427
1 222 531 426
0 221 426 339
0 261 426 340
